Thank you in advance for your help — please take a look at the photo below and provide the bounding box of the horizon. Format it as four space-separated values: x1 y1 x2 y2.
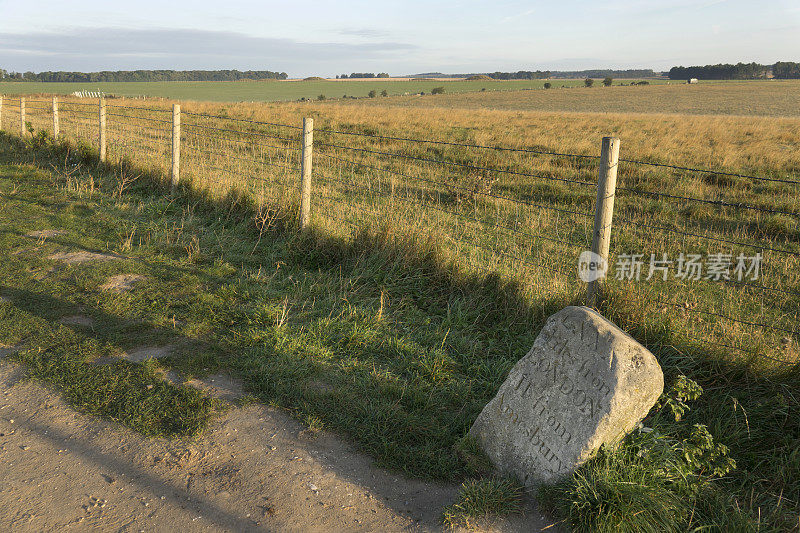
1 0 798 78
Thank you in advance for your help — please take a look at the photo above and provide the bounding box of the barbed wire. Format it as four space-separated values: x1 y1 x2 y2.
60 109 97 118
316 151 595 219
718 276 796 297
106 113 172 125
314 186 576 279
316 139 598 189
183 145 296 171
106 104 171 113
694 338 794 366
52 100 98 107
620 158 800 187
317 127 601 160
183 111 302 130
616 185 800 218
182 122 299 143
613 212 800 256
183 128 301 152
315 170 585 260
654 298 798 337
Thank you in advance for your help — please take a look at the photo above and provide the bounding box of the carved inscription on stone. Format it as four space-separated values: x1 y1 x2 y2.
469 306 663 487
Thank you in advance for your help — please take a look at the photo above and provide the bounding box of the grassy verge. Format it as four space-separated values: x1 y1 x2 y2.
442 477 524 529
1 132 798 530
0 145 222 437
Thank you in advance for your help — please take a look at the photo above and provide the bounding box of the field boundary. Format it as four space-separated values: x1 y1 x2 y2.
2 94 797 370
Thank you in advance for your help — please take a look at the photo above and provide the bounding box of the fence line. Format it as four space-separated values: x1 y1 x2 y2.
1 94 797 368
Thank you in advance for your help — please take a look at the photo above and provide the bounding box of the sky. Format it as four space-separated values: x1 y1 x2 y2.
0 0 798 77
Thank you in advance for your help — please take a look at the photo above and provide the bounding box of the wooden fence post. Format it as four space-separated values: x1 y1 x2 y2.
587 136 621 307
52 97 59 139
99 97 106 162
300 117 314 228
171 104 181 189
20 97 26 136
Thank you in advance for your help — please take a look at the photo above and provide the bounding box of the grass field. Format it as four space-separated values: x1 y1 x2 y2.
0 78 670 103
345 79 800 117
1 83 799 531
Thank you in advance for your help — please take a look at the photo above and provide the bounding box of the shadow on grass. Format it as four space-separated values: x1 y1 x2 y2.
3 130 800 529
0 284 213 438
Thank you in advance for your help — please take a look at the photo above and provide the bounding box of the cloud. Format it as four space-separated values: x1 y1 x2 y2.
500 8 535 24
0 27 416 74
335 28 392 39
598 0 729 15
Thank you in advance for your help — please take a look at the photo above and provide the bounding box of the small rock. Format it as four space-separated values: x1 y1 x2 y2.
26 230 68 239
100 274 146 293
59 315 95 327
119 345 177 363
49 251 121 264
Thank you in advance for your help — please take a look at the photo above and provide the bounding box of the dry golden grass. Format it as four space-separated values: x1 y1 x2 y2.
175 100 800 175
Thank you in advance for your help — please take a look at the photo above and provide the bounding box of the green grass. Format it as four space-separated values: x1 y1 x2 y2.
0 78 668 103
0 151 225 437
1 132 799 531
442 477 524 529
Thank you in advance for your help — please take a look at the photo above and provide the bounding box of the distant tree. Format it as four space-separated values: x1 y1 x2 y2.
584 78 594 87
543 82 552 89
317 94 326 100
602 77 613 86
485 70 551 80
381 89 388 97
773 61 800 79
335 75 340 79
340 74 349 79
368 89 377 98
9 69 287 82
377 72 390 78
668 62 771 80
431 86 445 94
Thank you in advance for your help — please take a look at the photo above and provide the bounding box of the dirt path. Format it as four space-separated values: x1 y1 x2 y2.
0 360 556 532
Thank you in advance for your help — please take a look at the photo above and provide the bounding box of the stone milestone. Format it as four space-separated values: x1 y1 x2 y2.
469 306 663 487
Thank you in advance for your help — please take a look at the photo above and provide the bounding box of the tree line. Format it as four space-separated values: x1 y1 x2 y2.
405 69 656 79
0 69 288 82
668 62 800 80
549 69 656 79
484 71 551 80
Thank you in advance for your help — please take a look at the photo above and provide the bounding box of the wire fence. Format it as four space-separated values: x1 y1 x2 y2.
2 95 798 369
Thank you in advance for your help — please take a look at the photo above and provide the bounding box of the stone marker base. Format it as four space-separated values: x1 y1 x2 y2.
469 306 663 487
